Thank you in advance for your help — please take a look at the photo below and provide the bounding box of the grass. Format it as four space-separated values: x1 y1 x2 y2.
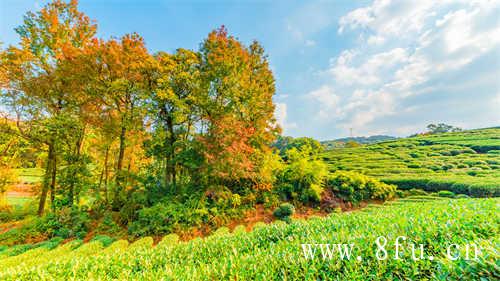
14 168 43 184
323 128 500 197
5 197 32 208
0 197 497 280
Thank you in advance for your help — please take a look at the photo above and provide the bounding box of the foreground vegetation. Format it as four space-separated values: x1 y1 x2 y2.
0 198 497 280
324 128 500 197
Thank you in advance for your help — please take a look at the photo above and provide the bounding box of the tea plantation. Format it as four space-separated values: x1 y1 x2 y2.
323 128 500 197
0 197 498 280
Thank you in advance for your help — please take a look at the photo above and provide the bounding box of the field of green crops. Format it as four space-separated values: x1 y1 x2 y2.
0 197 498 280
323 128 500 197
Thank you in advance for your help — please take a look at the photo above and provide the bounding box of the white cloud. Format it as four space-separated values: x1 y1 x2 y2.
307 86 341 119
339 0 440 37
307 0 500 136
367 35 385 45
275 103 297 132
330 48 408 86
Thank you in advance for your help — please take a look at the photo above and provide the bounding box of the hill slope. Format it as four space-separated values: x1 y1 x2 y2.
323 128 500 196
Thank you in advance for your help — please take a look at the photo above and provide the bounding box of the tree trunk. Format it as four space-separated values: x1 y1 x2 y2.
38 141 54 216
116 125 126 183
165 114 176 188
68 128 85 206
97 145 109 195
113 123 126 209
103 146 109 204
49 153 56 211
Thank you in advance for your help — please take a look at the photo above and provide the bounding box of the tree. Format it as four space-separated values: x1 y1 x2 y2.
147 49 202 190
1 0 97 215
273 136 323 159
84 33 152 209
198 27 280 187
426 123 462 134
344 140 361 148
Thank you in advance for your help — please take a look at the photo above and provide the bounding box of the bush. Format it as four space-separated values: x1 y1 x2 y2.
96 213 122 234
128 201 198 236
35 237 64 250
384 178 499 198
128 193 245 237
91 235 115 247
273 203 295 222
437 190 456 198
260 191 281 209
326 171 396 204
43 207 90 239
277 146 328 204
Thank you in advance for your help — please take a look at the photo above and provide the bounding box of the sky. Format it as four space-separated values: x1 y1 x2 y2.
1 0 499 140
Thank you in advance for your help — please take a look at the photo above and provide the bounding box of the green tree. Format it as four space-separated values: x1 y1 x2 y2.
147 49 202 190
1 0 97 215
426 123 462 134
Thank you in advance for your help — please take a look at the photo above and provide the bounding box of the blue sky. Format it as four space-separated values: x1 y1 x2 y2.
1 0 499 140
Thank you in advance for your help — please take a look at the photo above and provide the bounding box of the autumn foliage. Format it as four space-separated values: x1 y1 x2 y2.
0 1 280 215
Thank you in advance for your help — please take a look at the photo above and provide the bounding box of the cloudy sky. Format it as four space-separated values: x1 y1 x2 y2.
1 0 499 140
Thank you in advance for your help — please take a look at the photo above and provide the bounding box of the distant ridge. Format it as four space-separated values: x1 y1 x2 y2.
321 135 397 149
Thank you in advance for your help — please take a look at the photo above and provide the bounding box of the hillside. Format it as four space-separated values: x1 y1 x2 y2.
323 128 500 196
0 197 497 280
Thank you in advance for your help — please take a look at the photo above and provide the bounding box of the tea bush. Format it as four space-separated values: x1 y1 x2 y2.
273 203 295 222
0 198 497 280
326 171 396 203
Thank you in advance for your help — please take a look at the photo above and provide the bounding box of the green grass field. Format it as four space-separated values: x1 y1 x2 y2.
323 128 500 197
0 197 497 280
14 168 43 184
4 197 32 208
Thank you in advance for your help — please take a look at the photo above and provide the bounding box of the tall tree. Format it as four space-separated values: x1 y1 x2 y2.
86 33 151 209
148 49 202 190
198 27 280 187
0 0 97 215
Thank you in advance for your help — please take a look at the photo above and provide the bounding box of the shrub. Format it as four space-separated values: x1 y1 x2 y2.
437 190 456 198
96 213 122 234
441 164 454 171
31 237 64 251
326 171 396 204
409 152 420 158
467 171 478 176
260 191 280 209
277 148 328 204
91 235 116 247
128 201 203 236
43 207 90 239
273 203 295 222
5 244 34 256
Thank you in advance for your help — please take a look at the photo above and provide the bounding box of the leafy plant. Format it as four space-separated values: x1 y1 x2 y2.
273 203 295 222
